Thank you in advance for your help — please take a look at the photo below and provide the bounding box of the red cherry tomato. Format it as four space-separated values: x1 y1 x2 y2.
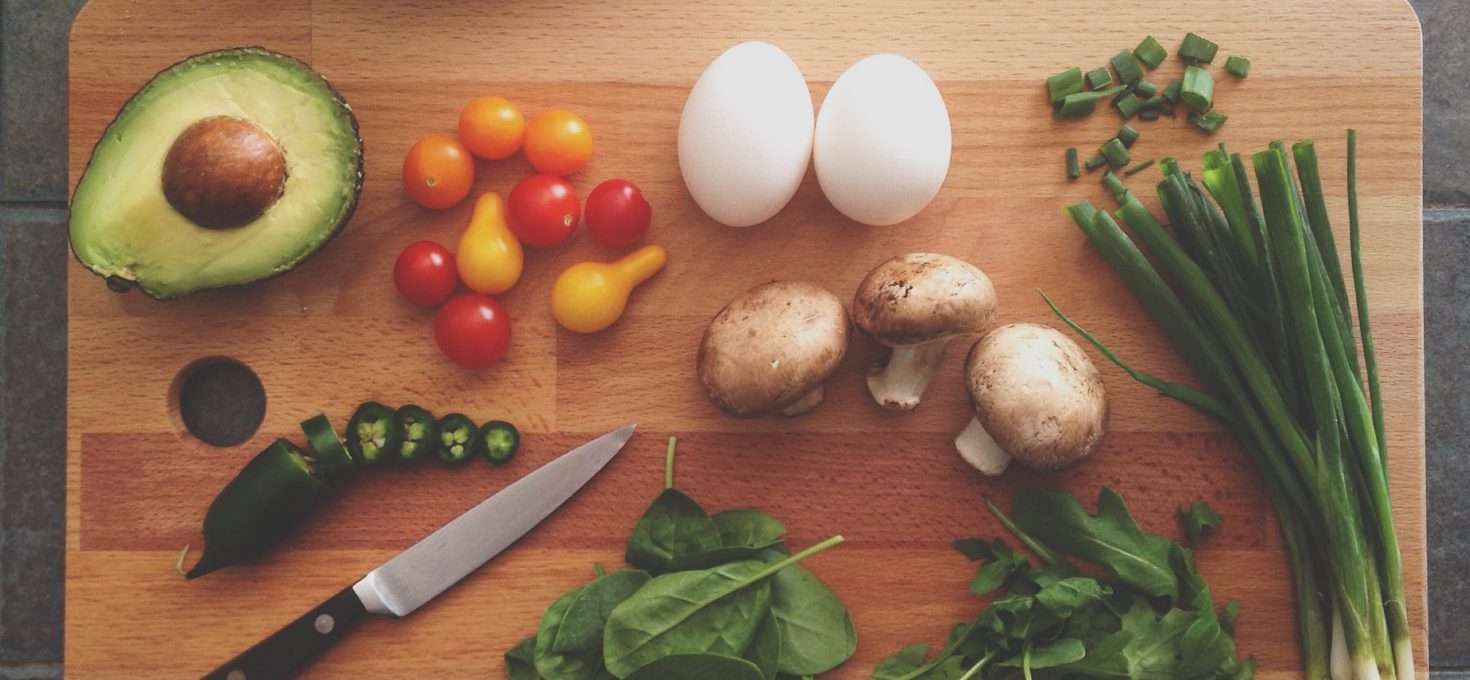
434 294 512 368
507 174 580 248
393 241 459 308
584 179 652 247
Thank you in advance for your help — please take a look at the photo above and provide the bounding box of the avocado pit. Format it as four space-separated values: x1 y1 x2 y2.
162 115 286 229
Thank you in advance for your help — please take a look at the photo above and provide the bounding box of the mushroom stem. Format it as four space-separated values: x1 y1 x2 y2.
953 417 1012 476
867 338 950 411
780 386 826 417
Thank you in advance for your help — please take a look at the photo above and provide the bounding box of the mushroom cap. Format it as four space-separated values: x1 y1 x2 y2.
964 323 1108 471
852 253 997 346
698 281 850 417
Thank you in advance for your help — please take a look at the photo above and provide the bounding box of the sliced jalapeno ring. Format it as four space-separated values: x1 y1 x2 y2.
437 413 477 466
301 414 354 482
395 404 439 463
187 439 329 579
346 401 404 468
477 420 520 466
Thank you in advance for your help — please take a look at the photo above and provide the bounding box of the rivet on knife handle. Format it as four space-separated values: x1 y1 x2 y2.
201 586 369 680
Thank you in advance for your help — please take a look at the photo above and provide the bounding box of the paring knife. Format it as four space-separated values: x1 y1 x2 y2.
201 424 637 680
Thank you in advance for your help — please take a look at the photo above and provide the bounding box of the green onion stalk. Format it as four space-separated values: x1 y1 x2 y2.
1049 131 1411 680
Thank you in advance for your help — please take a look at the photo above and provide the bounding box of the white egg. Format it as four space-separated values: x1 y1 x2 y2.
678 42 814 228
814 54 951 226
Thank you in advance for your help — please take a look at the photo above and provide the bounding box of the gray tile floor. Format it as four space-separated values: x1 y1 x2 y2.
0 0 1464 675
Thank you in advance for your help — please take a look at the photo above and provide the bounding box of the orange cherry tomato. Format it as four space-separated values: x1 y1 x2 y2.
458 96 525 161
403 134 474 209
524 110 592 176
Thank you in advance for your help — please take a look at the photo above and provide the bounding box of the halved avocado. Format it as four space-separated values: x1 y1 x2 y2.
69 47 363 300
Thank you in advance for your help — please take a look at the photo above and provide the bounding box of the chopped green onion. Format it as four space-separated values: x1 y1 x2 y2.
1066 147 1081 179
1124 158 1157 176
1100 138 1130 168
1178 32 1219 65
1140 94 1168 112
1110 49 1144 86
1085 154 1108 171
1163 79 1183 103
1181 65 1214 112
1133 35 1167 69
1189 111 1228 133
1139 108 1161 121
1052 85 1126 118
1115 93 1142 120
1135 80 1159 98
1101 169 1128 199
1047 66 1084 103
1085 67 1112 90
1226 55 1251 77
1117 124 1141 148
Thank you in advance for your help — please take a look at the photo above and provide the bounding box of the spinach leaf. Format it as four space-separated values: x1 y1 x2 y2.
534 587 606 680
622 653 763 680
546 569 650 654
1013 487 1178 601
660 509 789 571
769 562 855 676
714 509 787 549
1178 500 1223 548
602 559 776 677
744 609 782 680
506 637 544 680
625 489 723 574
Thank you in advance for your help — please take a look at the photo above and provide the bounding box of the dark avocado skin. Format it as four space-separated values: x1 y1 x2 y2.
70 46 364 300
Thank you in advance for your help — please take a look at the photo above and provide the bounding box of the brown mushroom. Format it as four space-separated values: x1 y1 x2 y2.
954 323 1108 475
852 253 996 411
697 281 850 417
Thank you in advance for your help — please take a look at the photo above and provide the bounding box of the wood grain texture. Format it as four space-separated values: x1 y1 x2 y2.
66 0 1426 677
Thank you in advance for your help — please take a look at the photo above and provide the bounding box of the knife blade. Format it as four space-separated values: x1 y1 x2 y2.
202 424 636 680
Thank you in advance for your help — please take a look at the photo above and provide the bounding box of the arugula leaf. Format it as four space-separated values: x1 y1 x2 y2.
1117 598 1196 679
506 637 544 680
1220 600 1241 636
625 489 723 574
870 488 1251 680
1013 487 1179 601
1178 500 1224 548
952 538 1029 596
1034 577 1112 618
869 644 930 679
996 637 1087 669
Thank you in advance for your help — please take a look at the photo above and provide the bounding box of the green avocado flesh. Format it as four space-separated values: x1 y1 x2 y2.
69 47 363 299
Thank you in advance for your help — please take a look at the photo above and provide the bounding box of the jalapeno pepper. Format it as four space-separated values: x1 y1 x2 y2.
301 414 355 481
477 420 520 466
396 404 439 463
346 401 404 468
437 412 477 466
186 439 330 579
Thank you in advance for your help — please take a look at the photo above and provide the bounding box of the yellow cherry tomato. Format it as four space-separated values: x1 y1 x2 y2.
456 193 524 295
551 245 667 333
458 96 525 161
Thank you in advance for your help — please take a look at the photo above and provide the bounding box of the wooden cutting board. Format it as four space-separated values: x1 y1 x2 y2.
65 0 1427 677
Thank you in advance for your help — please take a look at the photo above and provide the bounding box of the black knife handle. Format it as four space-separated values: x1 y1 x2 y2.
202 586 371 680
